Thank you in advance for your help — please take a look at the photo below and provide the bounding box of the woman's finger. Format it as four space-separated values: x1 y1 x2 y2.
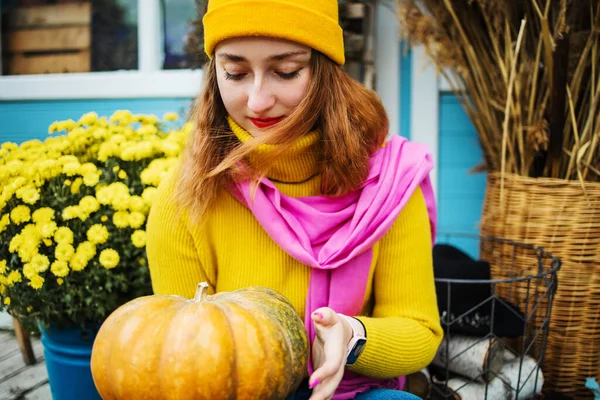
309 365 345 400
311 307 337 329
310 358 340 387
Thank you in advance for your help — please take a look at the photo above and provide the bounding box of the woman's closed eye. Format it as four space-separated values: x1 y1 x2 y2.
276 70 301 80
224 72 246 81
223 69 303 81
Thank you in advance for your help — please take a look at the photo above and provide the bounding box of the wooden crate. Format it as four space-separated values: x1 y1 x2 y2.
5 2 92 75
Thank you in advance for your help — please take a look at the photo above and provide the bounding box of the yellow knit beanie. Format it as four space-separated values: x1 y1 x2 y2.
203 0 345 65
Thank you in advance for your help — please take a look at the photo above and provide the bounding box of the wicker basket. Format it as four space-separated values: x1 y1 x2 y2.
480 172 600 399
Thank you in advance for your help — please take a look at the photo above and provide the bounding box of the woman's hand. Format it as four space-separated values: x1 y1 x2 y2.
308 307 353 400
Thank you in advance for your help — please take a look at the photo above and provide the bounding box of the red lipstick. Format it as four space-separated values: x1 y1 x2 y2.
249 116 284 128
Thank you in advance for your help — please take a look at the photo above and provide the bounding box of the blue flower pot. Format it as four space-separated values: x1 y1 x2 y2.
39 323 102 400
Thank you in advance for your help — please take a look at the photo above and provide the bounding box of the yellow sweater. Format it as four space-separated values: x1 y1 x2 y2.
146 120 443 379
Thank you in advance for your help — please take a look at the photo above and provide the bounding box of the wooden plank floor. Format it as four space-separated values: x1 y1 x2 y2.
0 330 52 400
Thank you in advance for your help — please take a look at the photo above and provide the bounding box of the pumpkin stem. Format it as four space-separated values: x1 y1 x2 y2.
194 282 210 302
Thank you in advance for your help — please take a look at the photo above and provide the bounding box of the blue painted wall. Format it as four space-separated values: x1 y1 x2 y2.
399 42 412 139
0 98 193 144
436 93 487 258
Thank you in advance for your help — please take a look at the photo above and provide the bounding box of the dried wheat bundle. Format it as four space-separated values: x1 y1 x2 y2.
396 0 599 183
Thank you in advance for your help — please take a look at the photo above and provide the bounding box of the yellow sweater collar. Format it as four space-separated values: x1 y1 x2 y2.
227 116 320 183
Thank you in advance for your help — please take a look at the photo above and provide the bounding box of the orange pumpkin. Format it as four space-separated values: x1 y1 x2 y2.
90 282 309 400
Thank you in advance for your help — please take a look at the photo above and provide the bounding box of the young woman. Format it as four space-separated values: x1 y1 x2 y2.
147 0 443 399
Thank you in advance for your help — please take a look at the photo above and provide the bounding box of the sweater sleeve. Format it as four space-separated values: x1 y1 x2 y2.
351 187 443 378
146 170 214 299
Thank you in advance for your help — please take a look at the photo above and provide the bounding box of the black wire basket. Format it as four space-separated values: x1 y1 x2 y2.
423 233 561 400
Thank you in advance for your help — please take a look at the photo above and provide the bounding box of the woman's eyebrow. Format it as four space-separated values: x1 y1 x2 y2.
268 51 309 61
217 53 246 62
217 51 309 62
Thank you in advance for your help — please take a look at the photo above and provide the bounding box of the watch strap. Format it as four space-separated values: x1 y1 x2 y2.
338 314 367 366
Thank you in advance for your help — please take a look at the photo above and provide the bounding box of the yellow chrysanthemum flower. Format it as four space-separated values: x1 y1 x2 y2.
110 110 134 125
32 208 55 224
121 142 155 162
0 260 7 274
9 234 22 253
79 162 98 176
131 230 146 248
18 245 36 263
95 186 112 205
48 121 60 134
0 142 17 151
100 215 108 222
50 260 69 277
10 176 27 190
37 221 57 239
141 187 157 205
10 205 31 225
3 297 10 305
137 124 158 136
87 224 109 245
99 249 120 269
16 185 40 205
76 241 96 258
119 146 136 162
98 142 120 162
79 196 100 214
7 270 22 285
163 112 179 121
69 254 88 272
23 263 37 279
63 161 81 176
112 211 130 229
54 226 74 244
62 206 81 220
138 114 158 125
0 214 10 234
57 119 77 131
78 112 98 126
57 278 64 285
55 242 75 262
83 172 100 187
71 178 83 194
160 141 181 157
92 127 108 140
118 170 127 180
57 155 78 166
141 168 161 187
128 196 146 212
30 254 50 273
128 212 145 229
5 160 23 175
112 192 131 211
38 159 61 180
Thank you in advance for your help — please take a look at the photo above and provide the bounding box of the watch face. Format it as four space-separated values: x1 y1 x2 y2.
347 338 367 366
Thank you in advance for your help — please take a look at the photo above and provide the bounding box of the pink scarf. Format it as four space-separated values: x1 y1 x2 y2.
231 135 437 399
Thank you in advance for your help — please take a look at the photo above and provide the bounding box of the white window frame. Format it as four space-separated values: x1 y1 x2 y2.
0 0 204 100
410 45 440 198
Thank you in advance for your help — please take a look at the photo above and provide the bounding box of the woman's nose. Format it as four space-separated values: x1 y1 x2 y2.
247 79 276 114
